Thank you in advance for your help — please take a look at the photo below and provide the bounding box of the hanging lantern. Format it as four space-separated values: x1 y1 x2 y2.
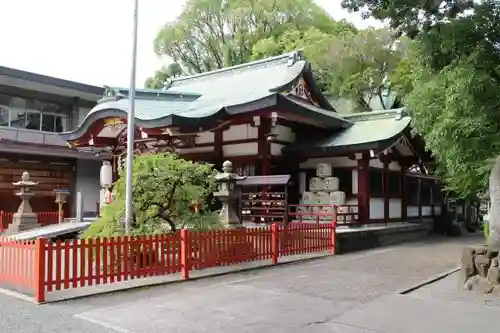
100 161 113 188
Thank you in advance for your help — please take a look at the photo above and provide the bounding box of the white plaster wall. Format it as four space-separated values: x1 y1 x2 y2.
389 199 402 219
370 198 384 219
74 159 101 216
352 170 358 194
346 198 357 206
195 131 214 145
223 124 258 141
223 142 258 156
177 146 213 154
270 143 285 156
369 158 401 171
422 206 432 216
299 156 357 169
274 125 295 142
407 206 419 218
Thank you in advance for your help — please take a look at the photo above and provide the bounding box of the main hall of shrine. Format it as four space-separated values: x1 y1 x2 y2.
59 51 441 225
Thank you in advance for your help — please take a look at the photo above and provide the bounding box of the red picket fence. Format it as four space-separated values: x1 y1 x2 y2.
0 211 60 232
0 222 335 303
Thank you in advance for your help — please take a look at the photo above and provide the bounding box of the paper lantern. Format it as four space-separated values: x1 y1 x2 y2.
100 161 113 187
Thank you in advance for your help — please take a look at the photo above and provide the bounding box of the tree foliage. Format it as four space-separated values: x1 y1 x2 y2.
341 0 474 37
144 63 183 89
316 28 408 111
84 154 221 238
342 0 500 199
153 0 354 74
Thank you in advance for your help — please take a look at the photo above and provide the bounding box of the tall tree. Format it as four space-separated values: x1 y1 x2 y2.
344 0 500 245
154 0 353 74
316 28 408 111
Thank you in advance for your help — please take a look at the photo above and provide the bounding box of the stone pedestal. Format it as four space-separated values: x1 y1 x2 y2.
461 245 500 295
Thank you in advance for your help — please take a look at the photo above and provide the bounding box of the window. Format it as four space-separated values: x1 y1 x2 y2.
407 177 419 205
0 94 9 127
42 113 56 132
9 97 27 128
388 171 401 198
0 95 67 132
26 111 41 130
370 169 384 197
333 168 352 194
421 181 431 205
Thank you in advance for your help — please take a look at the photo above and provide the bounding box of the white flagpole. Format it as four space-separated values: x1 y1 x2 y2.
125 0 139 234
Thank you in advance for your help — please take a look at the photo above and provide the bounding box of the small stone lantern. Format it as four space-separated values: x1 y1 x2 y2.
4 171 40 234
53 189 70 223
214 160 246 228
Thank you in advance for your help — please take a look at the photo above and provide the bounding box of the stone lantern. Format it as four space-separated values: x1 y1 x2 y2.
4 171 40 234
53 189 70 223
214 160 246 228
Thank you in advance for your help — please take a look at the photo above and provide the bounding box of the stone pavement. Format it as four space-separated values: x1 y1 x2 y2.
0 234 485 332
332 272 500 333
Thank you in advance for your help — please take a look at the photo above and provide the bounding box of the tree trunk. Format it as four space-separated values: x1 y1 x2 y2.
488 155 500 247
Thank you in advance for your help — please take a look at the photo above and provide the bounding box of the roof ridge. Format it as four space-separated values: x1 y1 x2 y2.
341 108 407 121
169 50 305 86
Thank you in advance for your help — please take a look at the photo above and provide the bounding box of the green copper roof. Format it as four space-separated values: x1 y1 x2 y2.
284 108 410 156
60 51 348 141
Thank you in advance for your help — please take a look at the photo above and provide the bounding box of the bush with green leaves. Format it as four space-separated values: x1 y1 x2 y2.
84 153 222 238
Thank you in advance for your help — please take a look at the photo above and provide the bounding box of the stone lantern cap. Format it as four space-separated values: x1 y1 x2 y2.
12 171 39 187
214 160 247 182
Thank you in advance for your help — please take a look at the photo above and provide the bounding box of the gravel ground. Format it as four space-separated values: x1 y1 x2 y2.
0 233 483 333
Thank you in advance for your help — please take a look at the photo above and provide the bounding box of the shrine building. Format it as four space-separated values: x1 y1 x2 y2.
59 51 441 225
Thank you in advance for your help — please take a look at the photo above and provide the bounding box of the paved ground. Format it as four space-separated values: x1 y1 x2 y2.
0 234 483 333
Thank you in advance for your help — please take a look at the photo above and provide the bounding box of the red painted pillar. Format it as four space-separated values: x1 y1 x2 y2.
214 128 223 166
357 153 370 225
258 117 271 176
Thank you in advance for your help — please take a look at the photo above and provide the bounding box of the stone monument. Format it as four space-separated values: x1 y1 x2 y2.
4 171 41 234
214 160 246 228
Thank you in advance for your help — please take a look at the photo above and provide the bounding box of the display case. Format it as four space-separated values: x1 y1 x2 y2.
236 175 291 224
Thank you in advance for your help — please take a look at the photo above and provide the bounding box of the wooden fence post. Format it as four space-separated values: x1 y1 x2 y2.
271 223 278 265
330 220 336 255
34 237 47 303
180 229 190 280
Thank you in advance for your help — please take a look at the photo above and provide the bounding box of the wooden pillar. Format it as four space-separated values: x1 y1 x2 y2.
357 153 370 225
400 168 408 221
214 128 223 166
257 117 271 176
382 157 390 224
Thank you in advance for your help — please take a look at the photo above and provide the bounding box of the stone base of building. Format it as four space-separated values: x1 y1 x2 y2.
3 213 41 235
461 245 500 295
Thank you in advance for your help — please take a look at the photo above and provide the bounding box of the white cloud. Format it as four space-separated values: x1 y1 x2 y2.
0 0 381 88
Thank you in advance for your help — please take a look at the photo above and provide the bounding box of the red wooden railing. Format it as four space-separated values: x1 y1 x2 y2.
0 211 60 232
0 222 335 303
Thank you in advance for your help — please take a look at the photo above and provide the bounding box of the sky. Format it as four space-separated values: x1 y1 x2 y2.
0 0 382 89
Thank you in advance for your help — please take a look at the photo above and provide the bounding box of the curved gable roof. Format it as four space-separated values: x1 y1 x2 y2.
59 51 341 142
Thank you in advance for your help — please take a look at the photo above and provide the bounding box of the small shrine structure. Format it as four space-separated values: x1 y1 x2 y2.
59 51 439 226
